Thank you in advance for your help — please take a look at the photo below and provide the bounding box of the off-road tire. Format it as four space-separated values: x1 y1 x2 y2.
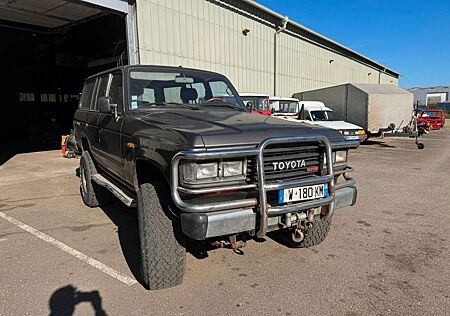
79 151 112 207
137 181 186 290
281 217 331 248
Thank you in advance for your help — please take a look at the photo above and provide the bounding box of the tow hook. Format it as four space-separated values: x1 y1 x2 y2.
292 228 304 243
229 235 246 250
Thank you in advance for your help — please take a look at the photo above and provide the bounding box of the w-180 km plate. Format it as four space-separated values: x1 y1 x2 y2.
279 183 328 203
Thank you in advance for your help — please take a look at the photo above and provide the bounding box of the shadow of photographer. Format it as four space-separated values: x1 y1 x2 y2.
49 285 107 316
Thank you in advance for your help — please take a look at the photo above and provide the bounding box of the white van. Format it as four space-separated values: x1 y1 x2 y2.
270 97 366 142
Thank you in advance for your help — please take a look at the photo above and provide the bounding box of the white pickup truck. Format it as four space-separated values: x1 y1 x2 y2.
270 97 367 142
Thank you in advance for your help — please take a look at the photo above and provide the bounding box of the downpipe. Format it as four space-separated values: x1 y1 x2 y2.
273 16 289 95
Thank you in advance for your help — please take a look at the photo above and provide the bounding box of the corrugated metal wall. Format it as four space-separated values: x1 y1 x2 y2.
135 0 398 96
275 33 398 95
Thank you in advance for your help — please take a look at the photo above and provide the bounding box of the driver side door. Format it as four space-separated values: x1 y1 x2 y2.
97 71 125 179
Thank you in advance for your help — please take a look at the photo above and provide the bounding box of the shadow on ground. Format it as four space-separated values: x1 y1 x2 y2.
99 202 145 286
361 139 397 148
48 285 107 316
0 143 60 166
99 199 256 287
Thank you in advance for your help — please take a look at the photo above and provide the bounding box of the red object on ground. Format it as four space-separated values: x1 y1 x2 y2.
417 110 446 131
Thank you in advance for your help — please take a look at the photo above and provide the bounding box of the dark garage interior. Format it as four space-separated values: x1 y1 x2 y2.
0 1 127 164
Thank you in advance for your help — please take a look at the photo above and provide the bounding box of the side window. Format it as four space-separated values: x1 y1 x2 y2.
109 72 123 112
190 83 206 102
92 75 109 110
79 81 95 109
210 81 232 97
305 111 312 121
164 86 181 103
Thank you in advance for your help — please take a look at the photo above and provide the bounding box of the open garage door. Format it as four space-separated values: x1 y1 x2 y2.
0 0 134 164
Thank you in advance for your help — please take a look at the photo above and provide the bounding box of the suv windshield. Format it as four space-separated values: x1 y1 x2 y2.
128 69 245 110
310 110 337 121
272 100 298 114
241 96 269 111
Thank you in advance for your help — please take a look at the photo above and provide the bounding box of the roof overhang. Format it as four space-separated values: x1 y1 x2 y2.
0 0 127 29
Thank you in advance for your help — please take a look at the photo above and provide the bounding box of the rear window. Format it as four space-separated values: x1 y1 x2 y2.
79 80 95 109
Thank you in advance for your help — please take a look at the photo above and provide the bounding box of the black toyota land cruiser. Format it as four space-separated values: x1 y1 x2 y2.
73 65 358 290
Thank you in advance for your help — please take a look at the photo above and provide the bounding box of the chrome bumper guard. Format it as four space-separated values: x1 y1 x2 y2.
171 136 358 239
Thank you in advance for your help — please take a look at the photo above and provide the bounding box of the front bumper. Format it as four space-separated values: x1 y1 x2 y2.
343 134 366 142
181 185 357 240
171 135 359 240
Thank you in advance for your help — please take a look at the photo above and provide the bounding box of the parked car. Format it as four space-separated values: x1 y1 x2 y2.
270 97 366 142
74 65 359 290
240 93 272 115
417 110 446 130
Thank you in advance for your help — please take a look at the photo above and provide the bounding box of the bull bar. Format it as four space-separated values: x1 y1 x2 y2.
171 135 358 239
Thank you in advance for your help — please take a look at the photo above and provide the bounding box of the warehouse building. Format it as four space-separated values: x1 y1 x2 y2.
408 86 450 107
0 0 399 156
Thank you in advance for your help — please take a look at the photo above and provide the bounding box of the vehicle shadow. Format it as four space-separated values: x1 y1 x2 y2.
0 142 60 166
98 202 145 286
361 139 397 148
99 200 238 284
48 285 107 316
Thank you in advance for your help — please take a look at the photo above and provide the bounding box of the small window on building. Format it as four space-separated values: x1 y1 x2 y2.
40 94 49 102
19 93 35 102
426 92 447 105
48 94 56 102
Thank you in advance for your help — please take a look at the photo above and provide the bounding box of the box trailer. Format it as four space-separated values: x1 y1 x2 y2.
293 83 414 136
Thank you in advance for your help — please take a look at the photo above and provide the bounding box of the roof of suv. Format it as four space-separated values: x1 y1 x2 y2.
86 64 226 81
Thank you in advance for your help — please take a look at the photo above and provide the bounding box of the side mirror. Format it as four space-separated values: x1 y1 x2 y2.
98 96 112 113
245 101 253 111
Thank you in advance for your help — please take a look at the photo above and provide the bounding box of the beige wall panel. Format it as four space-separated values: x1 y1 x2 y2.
136 0 398 96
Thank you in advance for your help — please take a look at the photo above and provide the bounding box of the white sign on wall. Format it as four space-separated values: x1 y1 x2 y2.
426 92 447 105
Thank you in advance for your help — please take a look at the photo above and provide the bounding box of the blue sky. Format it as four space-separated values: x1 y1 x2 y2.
257 0 450 88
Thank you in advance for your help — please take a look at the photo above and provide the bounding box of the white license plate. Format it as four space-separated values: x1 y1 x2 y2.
279 184 328 204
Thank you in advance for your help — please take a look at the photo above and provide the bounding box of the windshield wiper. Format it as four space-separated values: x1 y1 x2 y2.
200 102 246 112
144 102 199 110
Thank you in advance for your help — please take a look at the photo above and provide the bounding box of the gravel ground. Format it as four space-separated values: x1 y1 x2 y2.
0 128 449 316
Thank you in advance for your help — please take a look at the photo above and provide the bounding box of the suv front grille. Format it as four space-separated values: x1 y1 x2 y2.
246 143 323 183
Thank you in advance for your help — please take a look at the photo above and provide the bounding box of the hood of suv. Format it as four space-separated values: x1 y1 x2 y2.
313 120 364 131
139 108 345 148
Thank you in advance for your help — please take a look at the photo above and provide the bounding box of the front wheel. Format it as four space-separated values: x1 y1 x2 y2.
137 181 186 290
